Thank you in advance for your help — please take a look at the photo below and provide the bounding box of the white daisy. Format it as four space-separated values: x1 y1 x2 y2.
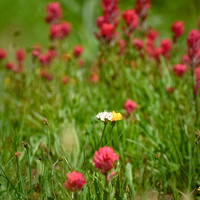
96 111 112 122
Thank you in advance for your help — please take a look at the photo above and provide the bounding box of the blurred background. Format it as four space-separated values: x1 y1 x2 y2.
0 0 199 60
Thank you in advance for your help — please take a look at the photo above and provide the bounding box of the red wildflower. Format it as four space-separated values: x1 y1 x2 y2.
64 171 86 192
100 23 114 41
16 49 25 64
160 39 172 58
96 16 105 28
147 29 159 42
89 73 98 83
165 87 174 94
171 21 184 42
73 45 83 57
153 47 162 62
193 68 200 96
173 64 187 77
49 22 71 40
118 39 126 55
45 2 62 24
124 99 138 114
122 10 138 36
181 54 189 65
59 21 71 38
135 0 151 22
93 146 119 175
77 59 84 67
39 54 50 65
187 30 200 61
61 76 69 85
40 69 53 81
5 62 14 70
0 49 6 60
195 67 200 82
132 38 143 50
32 45 41 59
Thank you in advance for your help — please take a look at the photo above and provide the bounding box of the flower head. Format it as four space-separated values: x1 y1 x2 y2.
173 64 187 77
0 49 6 60
64 171 86 192
171 21 184 42
45 2 62 24
111 111 122 121
132 38 143 51
73 45 83 57
124 100 138 114
16 49 25 64
96 111 112 122
93 146 119 174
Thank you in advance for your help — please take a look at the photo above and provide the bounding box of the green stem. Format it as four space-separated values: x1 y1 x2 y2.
47 125 50 152
17 158 24 195
26 148 32 189
110 122 116 147
99 122 107 147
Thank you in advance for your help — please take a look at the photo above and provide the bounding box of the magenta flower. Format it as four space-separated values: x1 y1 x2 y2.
173 64 187 77
0 49 6 60
171 21 184 42
45 2 62 24
73 45 83 58
64 171 86 192
93 146 119 175
124 100 138 114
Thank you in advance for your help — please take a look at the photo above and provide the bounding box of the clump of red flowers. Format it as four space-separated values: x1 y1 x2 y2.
64 171 86 192
45 2 71 41
93 146 118 175
95 0 119 43
173 64 187 77
122 9 139 37
171 21 184 43
135 0 151 24
187 30 200 67
45 2 62 24
160 39 172 58
40 69 53 81
49 22 71 40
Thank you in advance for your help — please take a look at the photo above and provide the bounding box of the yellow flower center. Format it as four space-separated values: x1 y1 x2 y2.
111 111 122 122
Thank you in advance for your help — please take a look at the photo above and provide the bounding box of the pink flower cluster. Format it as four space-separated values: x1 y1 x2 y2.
122 9 138 37
187 30 200 67
5 49 25 73
171 21 184 43
64 171 86 192
95 0 119 42
135 0 151 23
93 146 119 175
46 2 71 40
145 29 172 62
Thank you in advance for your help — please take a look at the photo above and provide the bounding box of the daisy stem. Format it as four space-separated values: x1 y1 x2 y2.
110 122 116 147
99 122 107 147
